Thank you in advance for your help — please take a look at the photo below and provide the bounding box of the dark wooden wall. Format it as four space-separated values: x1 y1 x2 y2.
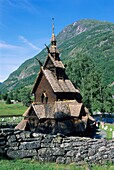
34 74 57 103
56 92 76 101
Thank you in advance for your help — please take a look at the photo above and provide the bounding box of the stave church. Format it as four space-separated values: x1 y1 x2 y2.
15 21 95 136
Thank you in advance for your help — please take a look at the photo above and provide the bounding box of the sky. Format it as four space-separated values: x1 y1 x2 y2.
0 0 114 82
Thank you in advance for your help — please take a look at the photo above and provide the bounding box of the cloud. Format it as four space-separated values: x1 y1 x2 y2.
0 38 41 82
19 35 41 51
0 48 38 82
0 41 22 50
7 0 38 14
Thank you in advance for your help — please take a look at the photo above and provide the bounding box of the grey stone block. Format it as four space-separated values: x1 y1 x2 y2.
52 148 65 156
7 135 16 143
88 148 96 156
0 145 6 154
6 141 18 147
19 141 41 150
37 155 56 162
56 156 66 164
66 150 77 157
0 140 6 145
38 147 65 157
7 149 37 158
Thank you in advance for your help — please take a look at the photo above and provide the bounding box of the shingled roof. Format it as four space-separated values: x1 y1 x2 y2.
32 67 79 94
15 119 29 130
44 69 78 92
44 53 65 69
23 100 83 119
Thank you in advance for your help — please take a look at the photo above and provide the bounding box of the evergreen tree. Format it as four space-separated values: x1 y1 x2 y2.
17 87 31 106
6 97 11 104
2 93 8 101
66 53 114 114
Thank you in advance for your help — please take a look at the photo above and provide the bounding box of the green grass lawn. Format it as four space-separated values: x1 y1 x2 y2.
0 100 27 116
100 123 114 140
0 158 114 170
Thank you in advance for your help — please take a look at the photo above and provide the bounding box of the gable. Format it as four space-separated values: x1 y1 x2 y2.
33 68 57 103
43 69 78 93
23 104 45 119
32 104 45 119
32 69 43 94
54 101 82 117
32 67 78 95
44 54 64 69
44 55 55 70
69 103 82 117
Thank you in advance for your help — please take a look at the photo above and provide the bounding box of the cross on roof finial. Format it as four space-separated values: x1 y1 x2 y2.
52 18 54 34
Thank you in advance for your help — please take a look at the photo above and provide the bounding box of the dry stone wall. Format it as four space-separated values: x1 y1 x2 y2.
0 128 114 164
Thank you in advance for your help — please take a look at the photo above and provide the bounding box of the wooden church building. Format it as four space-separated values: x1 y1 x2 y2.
15 21 95 136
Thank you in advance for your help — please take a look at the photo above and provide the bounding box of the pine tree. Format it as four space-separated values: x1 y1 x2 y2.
66 53 114 114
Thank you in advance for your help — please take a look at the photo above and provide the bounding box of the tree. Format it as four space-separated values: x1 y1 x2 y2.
1 93 8 101
66 53 114 114
6 97 11 104
17 87 31 106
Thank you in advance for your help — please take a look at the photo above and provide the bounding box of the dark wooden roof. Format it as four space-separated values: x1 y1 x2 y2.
43 69 78 92
32 104 46 119
15 119 28 130
54 100 82 117
44 53 65 69
23 100 83 119
17 101 95 131
23 103 54 119
32 67 79 93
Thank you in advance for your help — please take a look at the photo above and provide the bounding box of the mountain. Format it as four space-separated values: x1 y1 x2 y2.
0 19 114 92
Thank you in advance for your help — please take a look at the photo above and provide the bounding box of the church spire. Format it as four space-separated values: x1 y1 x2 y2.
52 18 54 34
51 18 56 45
50 18 59 58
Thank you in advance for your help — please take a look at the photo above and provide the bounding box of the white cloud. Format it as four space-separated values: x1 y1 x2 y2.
19 35 41 51
7 0 38 14
0 41 22 50
0 38 40 82
0 35 43 82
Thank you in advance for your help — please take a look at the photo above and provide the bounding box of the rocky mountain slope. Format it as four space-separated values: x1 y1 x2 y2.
0 19 114 92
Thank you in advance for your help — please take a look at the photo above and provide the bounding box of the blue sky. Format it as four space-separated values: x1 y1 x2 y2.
0 0 114 82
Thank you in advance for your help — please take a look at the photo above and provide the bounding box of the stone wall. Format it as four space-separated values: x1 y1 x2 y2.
0 128 114 164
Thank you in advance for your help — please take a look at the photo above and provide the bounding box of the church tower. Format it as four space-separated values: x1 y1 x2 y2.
32 18 80 103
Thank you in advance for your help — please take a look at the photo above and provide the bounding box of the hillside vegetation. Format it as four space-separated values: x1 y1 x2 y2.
0 19 114 92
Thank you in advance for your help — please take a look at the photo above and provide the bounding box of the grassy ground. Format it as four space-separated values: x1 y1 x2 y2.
0 158 114 170
0 100 27 116
100 123 114 140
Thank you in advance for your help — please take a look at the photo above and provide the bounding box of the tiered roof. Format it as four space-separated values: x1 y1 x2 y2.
23 100 83 119
32 21 79 95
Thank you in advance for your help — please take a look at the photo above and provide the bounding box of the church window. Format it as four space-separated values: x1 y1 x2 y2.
41 91 48 103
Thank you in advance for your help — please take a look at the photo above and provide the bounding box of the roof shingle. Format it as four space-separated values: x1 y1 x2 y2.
43 69 78 93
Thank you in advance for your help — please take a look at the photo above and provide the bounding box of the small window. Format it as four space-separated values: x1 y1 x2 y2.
41 91 48 103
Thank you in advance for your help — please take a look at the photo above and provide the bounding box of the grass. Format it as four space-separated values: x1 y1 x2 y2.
0 159 114 170
100 123 114 140
0 158 114 170
0 158 83 170
0 100 27 116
